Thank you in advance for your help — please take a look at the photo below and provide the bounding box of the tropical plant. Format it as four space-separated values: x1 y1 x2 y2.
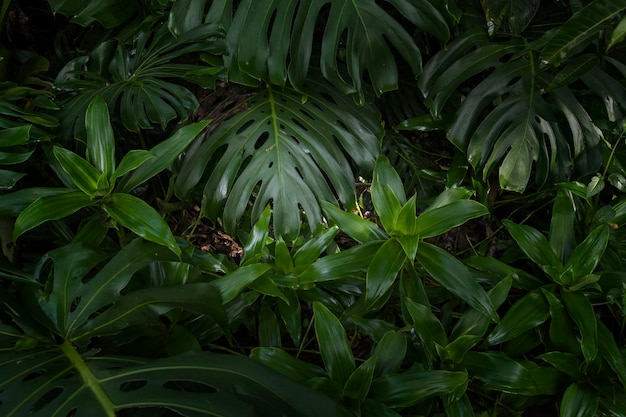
2 0 626 416
8 96 209 256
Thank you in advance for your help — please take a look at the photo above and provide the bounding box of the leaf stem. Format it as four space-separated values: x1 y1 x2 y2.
61 341 116 417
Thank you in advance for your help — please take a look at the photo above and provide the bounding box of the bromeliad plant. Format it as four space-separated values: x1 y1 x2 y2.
10 96 210 256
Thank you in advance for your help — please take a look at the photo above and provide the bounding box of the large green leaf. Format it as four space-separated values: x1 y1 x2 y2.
420 33 602 192
463 352 565 395
369 369 467 408
486 290 549 345
541 0 626 65
85 96 115 178
55 23 224 138
31 239 180 339
175 79 382 239
562 291 598 362
414 200 488 239
313 301 355 385
417 242 498 322
503 220 563 281
116 120 210 193
208 0 452 97
365 239 406 308
13 191 95 240
52 146 102 196
560 383 599 417
0 344 352 417
103 193 181 257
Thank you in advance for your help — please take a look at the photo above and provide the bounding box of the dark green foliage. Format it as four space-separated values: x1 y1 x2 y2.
1 0 625 416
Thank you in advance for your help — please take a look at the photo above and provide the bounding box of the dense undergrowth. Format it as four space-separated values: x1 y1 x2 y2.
1 0 626 416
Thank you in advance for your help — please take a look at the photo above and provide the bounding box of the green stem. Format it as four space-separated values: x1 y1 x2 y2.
61 342 116 417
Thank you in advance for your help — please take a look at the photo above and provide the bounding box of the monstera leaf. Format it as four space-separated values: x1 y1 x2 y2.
414 30 603 192
204 0 459 99
54 21 224 139
0 238 351 416
174 77 382 239
0 346 351 417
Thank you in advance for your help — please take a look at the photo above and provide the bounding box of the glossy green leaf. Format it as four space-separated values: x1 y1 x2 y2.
538 351 581 380
487 290 549 345
541 0 626 65
0 345 352 417
546 54 599 92
365 239 406 308
343 356 376 405
168 0 204 36
175 80 381 239
313 301 355 385
503 219 563 280
414 200 488 239
372 331 407 378
0 169 25 190
443 335 482 363
405 298 448 351
0 188 72 216
213 0 447 96
298 241 383 285
542 289 581 355
250 347 325 385
259 304 282 348
563 225 609 282
292 225 340 266
276 289 301 345
418 242 498 322
369 369 467 408
117 120 210 193
0 124 30 146
463 351 564 395
451 275 513 340
110 150 155 182
249 275 288 304
598 321 626 387
562 291 597 362
371 155 405 232
607 15 626 50
274 237 294 275
53 146 102 195
211 264 272 303
103 193 181 257
321 202 386 244
560 383 599 417
586 175 605 198
444 394 475 417
550 188 577 263
85 96 115 178
241 204 272 266
13 191 94 240
74 283 227 341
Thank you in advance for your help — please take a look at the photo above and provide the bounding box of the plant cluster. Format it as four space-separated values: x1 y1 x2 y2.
1 0 626 416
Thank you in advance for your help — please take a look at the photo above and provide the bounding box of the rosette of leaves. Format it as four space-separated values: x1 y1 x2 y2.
8 96 209 256
174 77 383 239
0 238 352 417
201 0 460 100
54 20 225 139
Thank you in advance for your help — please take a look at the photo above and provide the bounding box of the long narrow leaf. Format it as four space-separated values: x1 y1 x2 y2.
503 220 563 280
560 383 599 417
365 239 406 308
418 242 498 322
13 191 94 240
487 290 549 345
313 301 355 385
85 96 116 177
541 0 626 65
562 291 598 362
103 193 181 256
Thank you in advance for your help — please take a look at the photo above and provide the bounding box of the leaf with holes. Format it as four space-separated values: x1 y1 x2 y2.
175 78 382 239
55 23 224 139
420 33 602 192
0 343 352 417
207 0 454 98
